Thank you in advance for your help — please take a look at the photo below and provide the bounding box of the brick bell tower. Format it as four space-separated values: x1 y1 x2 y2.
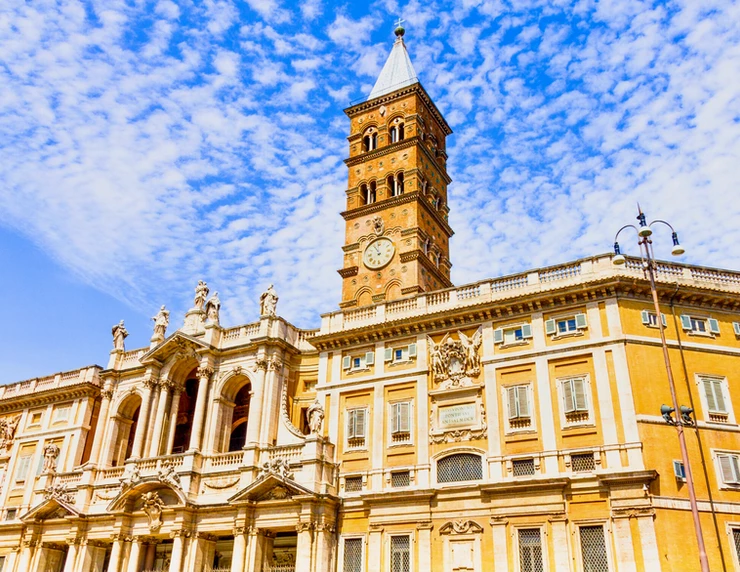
339 25 454 309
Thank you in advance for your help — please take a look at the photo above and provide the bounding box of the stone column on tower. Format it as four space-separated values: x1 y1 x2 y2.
188 365 213 451
130 375 157 459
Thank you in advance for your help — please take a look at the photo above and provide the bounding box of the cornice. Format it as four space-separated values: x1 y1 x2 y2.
0 383 101 413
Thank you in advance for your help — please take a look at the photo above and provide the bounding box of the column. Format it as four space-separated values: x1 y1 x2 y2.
637 513 661 570
612 517 637 572
367 525 382 572
417 522 432 572
230 527 246 572
62 539 79 572
107 535 125 572
3 548 18 572
148 381 171 457
16 540 36 572
143 542 157 571
165 384 183 455
144 384 162 455
245 361 268 446
89 386 114 466
259 359 282 446
125 537 141 572
295 523 314 572
314 523 336 572
491 518 508 572
550 517 570 572
188 366 213 451
130 377 157 459
244 528 264 572
169 530 187 572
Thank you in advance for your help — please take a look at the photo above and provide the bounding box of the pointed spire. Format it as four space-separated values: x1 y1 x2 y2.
368 23 419 100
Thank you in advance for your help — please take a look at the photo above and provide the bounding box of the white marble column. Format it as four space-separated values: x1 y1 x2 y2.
125 537 141 572
62 539 79 572
17 540 36 572
550 518 570 572
245 361 268 446
169 530 186 572
491 518 508 572
314 523 336 572
230 527 246 572
637 513 661 570
295 523 314 572
244 528 265 572
148 381 171 457
106 535 125 572
131 377 157 459
367 526 382 572
89 385 114 466
259 359 282 446
188 366 213 451
165 384 183 455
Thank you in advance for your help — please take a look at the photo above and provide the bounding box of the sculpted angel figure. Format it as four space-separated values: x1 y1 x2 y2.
0 415 20 450
205 292 221 324
194 280 209 311
458 329 482 373
152 305 170 340
112 321 128 351
428 338 446 377
307 399 324 435
260 284 278 316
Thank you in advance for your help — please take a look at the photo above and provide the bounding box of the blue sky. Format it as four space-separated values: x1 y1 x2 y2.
1 0 739 384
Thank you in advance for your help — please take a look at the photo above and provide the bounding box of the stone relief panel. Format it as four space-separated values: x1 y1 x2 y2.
428 328 482 389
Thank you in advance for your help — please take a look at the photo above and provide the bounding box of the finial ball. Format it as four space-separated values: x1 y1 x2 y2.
394 25 405 37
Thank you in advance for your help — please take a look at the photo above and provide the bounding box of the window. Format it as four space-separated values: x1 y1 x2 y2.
363 128 378 152
494 324 533 346
53 405 71 424
700 375 730 422
390 535 410 572
391 471 410 488
561 377 590 423
345 476 363 492
506 385 532 430
346 409 367 448
545 313 587 337
343 352 375 372
518 529 544 572
437 453 483 483
640 310 667 328
512 458 536 477
673 460 686 481
390 402 411 443
360 182 377 206
14 455 32 483
28 411 43 427
733 322 740 336
4 509 16 521
389 120 405 143
387 173 404 197
343 537 363 572
571 452 596 473
579 525 610 572
732 529 740 567
385 344 417 364
680 314 720 335
718 453 740 485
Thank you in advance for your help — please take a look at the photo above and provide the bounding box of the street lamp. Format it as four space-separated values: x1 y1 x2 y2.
612 207 709 572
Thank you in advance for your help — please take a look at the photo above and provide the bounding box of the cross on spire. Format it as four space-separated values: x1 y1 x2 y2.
394 17 405 29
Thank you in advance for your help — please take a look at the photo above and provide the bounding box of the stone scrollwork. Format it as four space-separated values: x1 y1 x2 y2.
254 359 269 372
439 520 484 535
141 491 165 532
196 365 214 380
157 460 181 489
257 458 293 480
260 485 292 501
428 328 482 389
44 482 74 504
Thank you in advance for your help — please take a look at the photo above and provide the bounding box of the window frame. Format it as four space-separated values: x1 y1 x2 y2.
673 460 686 482
14 454 33 483
696 374 735 424
384 343 417 366
345 408 368 450
680 314 720 336
514 525 547 572
343 351 375 373
493 323 533 347
557 376 593 427
715 451 740 489
340 535 366 572
640 310 667 329
435 451 484 484
52 405 71 425
575 522 613 572
388 533 413 572
725 523 740 571
503 384 535 434
389 400 413 445
545 313 588 338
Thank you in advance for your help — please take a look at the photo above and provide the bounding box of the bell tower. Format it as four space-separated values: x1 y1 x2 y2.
339 26 454 308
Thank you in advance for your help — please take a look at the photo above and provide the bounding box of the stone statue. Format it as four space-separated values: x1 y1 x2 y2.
158 460 181 488
141 491 165 532
194 280 209 311
260 284 278 317
111 321 128 351
152 305 170 340
205 292 221 325
42 443 60 473
121 463 141 487
307 399 324 435
427 328 483 389
0 416 20 451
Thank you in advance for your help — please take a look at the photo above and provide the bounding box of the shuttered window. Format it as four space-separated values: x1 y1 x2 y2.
545 313 587 336
346 409 367 446
390 402 411 443
702 377 727 415
507 386 531 420
562 378 589 417
718 454 740 485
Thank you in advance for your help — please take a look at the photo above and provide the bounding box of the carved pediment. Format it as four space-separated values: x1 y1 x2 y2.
139 332 207 365
228 473 314 504
20 496 81 522
107 480 188 513
439 520 484 535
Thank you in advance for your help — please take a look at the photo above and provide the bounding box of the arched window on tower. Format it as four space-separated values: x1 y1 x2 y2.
362 127 378 152
360 184 369 205
397 172 404 195
368 181 377 204
387 173 405 197
389 118 405 144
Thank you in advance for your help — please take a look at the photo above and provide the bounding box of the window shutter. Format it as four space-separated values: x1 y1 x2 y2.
493 328 504 344
562 380 575 414
365 351 374 365
713 379 727 413
719 455 739 483
734 322 740 336
708 318 720 334
347 411 356 439
545 319 556 335
575 313 587 329
673 460 685 479
703 378 718 412
517 386 530 418
399 402 410 432
384 347 393 362
355 409 366 438
661 313 667 327
680 314 692 330
342 356 351 370
521 324 533 339
391 403 399 433
408 343 417 358
574 378 588 411
507 387 518 420
641 310 650 325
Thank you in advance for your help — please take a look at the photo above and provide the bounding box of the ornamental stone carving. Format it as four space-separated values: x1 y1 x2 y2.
260 284 278 317
194 280 209 311
151 306 170 342
42 443 60 473
307 399 324 435
44 482 74 504
157 460 181 488
141 491 165 532
260 485 292 501
0 415 20 451
111 321 128 351
428 328 482 389
196 366 214 380
205 292 221 325
257 458 293 480
439 520 484 535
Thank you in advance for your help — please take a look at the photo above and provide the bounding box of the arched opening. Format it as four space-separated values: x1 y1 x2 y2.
386 282 401 300
389 119 405 143
357 290 372 306
171 373 199 454
228 383 251 451
368 181 377 204
107 394 142 467
360 184 368 205
362 128 377 152
396 172 404 195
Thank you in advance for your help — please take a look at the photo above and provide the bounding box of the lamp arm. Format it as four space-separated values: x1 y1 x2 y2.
648 219 677 233
613 224 638 243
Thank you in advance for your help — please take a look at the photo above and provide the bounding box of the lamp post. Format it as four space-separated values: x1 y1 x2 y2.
613 207 709 572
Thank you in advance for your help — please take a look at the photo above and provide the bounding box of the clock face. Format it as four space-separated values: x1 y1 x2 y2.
363 238 395 269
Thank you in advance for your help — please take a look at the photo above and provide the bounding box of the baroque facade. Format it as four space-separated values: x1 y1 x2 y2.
1 26 740 572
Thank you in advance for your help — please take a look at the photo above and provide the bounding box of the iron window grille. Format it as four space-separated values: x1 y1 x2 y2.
390 535 410 572
343 538 363 572
437 453 483 483
579 525 610 572
345 476 363 492
518 528 544 572
391 471 411 488
571 453 596 473
512 458 536 477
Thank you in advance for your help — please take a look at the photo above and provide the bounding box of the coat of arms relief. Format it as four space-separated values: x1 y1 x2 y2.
428 328 482 389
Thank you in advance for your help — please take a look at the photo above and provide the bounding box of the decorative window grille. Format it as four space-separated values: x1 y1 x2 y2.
701 376 729 422
571 453 596 473
437 453 483 483
512 458 536 477
391 471 410 488
346 409 367 448
343 538 363 572
579 525 610 572
718 454 740 485
562 377 589 422
390 402 411 443
733 529 740 564
390 536 410 572
345 476 363 492
518 529 544 572
507 385 531 429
